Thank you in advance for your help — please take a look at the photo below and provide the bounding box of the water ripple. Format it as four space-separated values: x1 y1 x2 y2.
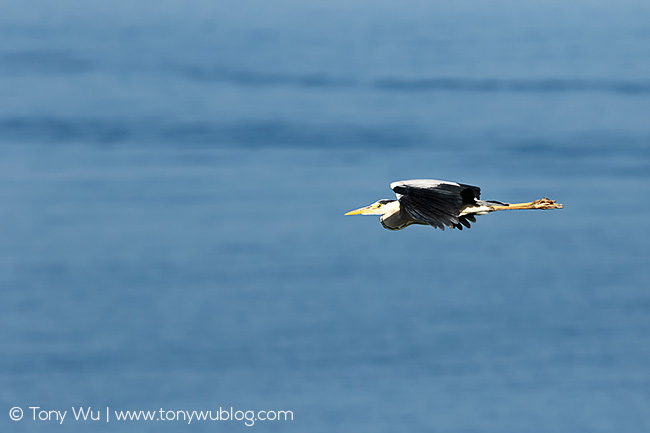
0 49 94 75
0 117 420 148
374 77 650 95
175 65 650 96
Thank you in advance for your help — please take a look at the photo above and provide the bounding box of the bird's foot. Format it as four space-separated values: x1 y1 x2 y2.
531 198 563 209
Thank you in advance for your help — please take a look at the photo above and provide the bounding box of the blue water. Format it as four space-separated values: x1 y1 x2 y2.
2 1 650 432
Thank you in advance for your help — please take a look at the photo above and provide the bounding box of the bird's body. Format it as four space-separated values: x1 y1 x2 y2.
345 179 562 231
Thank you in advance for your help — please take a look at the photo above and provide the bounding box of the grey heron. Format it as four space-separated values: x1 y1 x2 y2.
345 179 562 231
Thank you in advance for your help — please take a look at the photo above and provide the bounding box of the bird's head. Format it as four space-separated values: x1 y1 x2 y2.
345 199 397 216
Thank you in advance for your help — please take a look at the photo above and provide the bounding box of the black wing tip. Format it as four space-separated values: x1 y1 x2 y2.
452 215 474 231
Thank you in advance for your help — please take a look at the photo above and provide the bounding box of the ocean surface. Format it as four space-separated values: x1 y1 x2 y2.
1 1 650 432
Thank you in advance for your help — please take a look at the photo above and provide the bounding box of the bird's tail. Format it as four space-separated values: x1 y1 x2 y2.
477 200 509 207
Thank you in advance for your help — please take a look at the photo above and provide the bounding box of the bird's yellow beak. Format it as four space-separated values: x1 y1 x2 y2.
344 205 374 216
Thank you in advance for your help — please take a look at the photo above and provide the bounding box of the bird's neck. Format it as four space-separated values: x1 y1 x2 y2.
379 201 413 230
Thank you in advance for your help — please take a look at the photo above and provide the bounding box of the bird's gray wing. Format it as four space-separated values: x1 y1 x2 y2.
390 180 481 230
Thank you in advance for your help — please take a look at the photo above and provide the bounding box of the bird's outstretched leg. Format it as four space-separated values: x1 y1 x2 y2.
488 197 563 212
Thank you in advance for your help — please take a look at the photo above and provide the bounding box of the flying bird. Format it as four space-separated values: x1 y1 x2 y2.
345 179 562 231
